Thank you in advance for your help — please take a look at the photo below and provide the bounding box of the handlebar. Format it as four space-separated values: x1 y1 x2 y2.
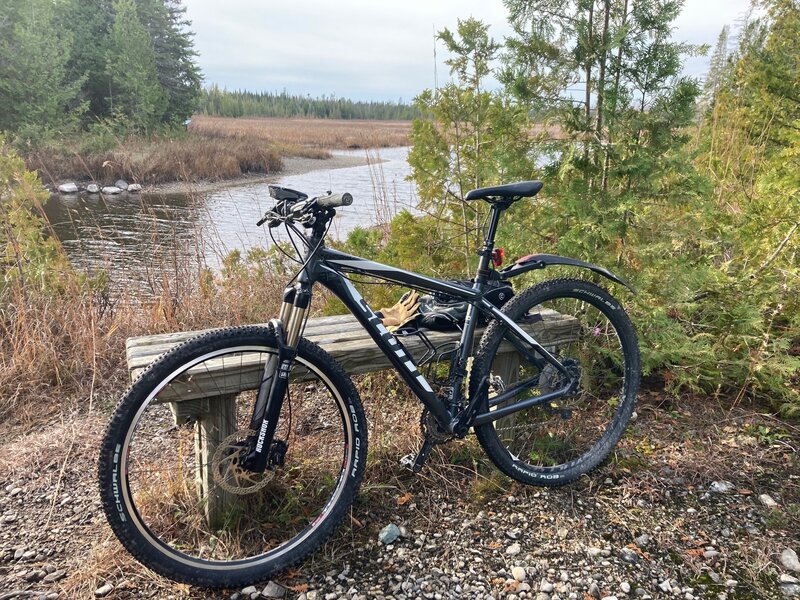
315 192 353 208
256 190 353 227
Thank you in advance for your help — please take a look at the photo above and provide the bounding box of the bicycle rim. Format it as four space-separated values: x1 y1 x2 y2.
118 345 352 567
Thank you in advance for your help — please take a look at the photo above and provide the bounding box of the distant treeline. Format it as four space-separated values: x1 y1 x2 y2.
198 86 421 120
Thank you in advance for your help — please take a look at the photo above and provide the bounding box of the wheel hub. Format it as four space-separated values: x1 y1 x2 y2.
211 429 274 495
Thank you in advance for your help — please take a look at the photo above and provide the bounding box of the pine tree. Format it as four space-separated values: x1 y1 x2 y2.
407 18 533 268
0 0 85 142
105 0 167 131
135 0 202 124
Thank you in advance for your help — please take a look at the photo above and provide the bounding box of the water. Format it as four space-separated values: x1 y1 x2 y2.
43 147 415 288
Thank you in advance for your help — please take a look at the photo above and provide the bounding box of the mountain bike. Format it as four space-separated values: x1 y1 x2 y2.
98 180 640 588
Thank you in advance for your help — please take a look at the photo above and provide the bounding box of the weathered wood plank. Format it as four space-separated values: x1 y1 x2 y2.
129 316 580 404
127 311 577 376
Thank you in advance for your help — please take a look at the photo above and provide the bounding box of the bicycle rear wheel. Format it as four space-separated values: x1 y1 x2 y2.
470 278 640 486
98 326 367 588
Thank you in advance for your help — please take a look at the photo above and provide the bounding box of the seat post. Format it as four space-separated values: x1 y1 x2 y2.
474 201 506 286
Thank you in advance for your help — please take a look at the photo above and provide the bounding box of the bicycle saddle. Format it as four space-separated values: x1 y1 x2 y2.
464 180 543 202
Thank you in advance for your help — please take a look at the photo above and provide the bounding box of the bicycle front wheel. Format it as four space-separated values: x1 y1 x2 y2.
98 326 367 588
470 278 640 486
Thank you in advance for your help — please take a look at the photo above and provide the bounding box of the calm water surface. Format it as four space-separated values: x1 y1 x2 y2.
43 147 416 289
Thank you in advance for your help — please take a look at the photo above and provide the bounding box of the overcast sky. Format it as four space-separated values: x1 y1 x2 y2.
185 0 754 102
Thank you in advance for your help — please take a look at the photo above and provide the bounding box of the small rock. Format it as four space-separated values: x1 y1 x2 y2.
506 542 522 556
540 580 554 593
13 548 24 560
782 575 800 584
759 494 779 508
379 523 401 545
704 550 720 559
262 581 286 598
659 580 672 593
782 549 800 573
621 582 631 594
781 582 800 598
558 528 569 539
102 186 123 195
95 584 113 597
602 597 619 600
306 593 318 600
127 183 143 193
43 569 65 583
230 594 241 600
588 582 601 598
517 583 532 593
709 481 735 494
23 550 36 559
115 179 129 190
512 566 527 582
507 528 521 540
725 579 738 587
9 487 22 496
58 182 79 194
86 183 101 194
619 548 639 564
587 547 603 557
24 569 46 582
241 586 257 595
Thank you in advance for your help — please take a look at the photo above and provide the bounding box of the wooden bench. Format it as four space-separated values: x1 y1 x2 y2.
126 312 579 528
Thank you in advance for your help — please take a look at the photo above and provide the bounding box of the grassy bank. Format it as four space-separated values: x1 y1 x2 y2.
23 116 411 188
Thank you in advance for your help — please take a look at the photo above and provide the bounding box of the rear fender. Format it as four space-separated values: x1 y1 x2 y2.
500 253 635 294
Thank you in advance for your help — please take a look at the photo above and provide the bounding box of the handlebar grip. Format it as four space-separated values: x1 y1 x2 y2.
316 192 353 208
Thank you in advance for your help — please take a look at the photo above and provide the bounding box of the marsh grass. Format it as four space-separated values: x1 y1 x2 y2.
23 116 410 187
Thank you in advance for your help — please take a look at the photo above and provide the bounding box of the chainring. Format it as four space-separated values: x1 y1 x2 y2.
420 409 452 444
211 429 274 495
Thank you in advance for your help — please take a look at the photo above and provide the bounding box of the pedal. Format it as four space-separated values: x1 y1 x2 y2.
400 454 416 471
400 437 435 473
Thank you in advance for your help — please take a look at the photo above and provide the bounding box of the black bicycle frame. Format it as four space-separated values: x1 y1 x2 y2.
245 202 577 470
310 249 573 433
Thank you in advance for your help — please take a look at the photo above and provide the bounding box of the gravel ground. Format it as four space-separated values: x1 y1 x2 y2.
0 391 798 600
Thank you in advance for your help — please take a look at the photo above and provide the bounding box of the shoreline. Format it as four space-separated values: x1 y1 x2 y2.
48 152 379 197
144 152 373 195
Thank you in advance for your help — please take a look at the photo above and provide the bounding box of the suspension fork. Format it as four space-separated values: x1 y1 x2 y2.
242 283 310 473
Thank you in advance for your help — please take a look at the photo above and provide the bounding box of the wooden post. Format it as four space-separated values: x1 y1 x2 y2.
193 394 238 531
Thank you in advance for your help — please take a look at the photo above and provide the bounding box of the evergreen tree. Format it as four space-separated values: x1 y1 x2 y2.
407 18 534 269
0 0 85 142
58 0 115 119
105 0 167 131
136 0 202 123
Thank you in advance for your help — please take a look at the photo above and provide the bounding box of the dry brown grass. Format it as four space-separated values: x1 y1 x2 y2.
190 115 411 151
28 135 283 187
0 228 288 428
25 116 410 186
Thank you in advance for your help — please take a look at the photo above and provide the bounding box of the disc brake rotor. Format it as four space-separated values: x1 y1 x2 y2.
211 429 274 495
